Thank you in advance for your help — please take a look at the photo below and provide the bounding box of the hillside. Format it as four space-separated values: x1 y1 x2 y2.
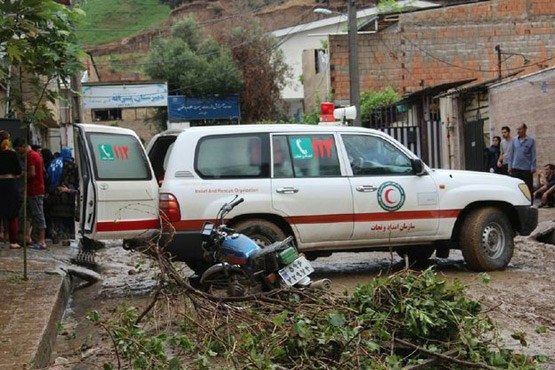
76 0 171 45
78 0 397 80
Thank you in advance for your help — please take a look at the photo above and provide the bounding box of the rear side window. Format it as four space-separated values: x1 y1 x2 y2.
195 134 269 178
86 132 151 180
272 134 341 177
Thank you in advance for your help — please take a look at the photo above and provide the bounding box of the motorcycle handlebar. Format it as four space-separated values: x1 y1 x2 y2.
229 197 244 208
223 197 244 212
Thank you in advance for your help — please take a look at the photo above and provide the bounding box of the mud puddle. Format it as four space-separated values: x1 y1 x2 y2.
50 246 170 369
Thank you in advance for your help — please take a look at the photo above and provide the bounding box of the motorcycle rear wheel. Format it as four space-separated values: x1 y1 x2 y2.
201 269 257 297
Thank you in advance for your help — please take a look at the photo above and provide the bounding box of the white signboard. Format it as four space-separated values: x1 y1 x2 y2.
82 83 168 109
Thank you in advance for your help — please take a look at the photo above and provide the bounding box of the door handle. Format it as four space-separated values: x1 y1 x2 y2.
356 185 377 192
276 187 299 194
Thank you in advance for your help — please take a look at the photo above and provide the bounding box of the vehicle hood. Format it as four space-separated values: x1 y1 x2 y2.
429 168 530 206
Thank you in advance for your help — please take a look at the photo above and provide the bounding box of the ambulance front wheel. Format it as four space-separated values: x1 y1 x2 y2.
460 207 514 271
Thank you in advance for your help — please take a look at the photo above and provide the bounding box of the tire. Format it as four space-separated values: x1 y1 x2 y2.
397 246 435 266
201 269 255 297
232 219 287 247
460 207 514 271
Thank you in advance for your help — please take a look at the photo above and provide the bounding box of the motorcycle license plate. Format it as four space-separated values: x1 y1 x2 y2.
278 256 314 286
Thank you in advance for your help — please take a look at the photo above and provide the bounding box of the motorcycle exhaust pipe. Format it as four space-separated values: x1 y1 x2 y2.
309 278 332 291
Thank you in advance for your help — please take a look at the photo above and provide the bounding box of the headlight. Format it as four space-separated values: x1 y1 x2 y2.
518 183 531 202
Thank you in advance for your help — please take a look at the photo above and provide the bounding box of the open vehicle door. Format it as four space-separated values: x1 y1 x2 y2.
75 124 160 241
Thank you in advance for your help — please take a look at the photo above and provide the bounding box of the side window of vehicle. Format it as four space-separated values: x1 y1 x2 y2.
272 134 341 178
342 134 413 176
196 134 269 179
87 132 151 180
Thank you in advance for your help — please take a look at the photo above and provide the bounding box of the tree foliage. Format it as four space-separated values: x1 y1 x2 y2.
0 0 85 125
221 20 292 123
144 16 243 98
360 86 399 123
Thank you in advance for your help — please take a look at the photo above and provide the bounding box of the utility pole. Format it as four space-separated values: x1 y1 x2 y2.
348 0 361 126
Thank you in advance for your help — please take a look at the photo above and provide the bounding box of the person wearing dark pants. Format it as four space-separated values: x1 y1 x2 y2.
0 131 23 248
497 126 512 175
508 123 536 204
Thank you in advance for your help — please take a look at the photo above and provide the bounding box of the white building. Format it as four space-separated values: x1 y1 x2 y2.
271 1 439 120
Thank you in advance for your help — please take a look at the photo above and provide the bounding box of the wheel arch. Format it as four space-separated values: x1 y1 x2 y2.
451 201 518 244
229 213 297 243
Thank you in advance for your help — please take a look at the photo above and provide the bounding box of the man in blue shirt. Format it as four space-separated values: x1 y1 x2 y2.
508 123 536 203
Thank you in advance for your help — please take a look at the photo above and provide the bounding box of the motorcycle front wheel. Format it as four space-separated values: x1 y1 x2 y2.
201 269 257 297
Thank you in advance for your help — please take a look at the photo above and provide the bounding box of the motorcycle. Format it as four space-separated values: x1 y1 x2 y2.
198 196 331 297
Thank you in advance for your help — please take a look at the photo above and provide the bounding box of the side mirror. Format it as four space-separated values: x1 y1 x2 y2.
411 159 426 176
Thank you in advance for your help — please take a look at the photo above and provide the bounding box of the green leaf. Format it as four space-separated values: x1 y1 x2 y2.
535 325 548 334
328 313 346 327
272 311 288 326
480 272 491 284
511 332 528 346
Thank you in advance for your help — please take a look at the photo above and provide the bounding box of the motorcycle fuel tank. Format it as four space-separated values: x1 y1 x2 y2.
221 233 260 264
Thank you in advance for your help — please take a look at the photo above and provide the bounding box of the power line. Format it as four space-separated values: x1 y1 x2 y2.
399 34 555 73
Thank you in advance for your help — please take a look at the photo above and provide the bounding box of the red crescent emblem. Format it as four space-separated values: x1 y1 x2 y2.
385 188 396 204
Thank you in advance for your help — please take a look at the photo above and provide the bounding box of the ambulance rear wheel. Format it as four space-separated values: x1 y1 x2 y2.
460 207 514 271
233 219 287 247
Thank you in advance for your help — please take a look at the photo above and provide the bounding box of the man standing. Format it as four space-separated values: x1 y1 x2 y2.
13 138 47 249
497 126 512 175
508 123 536 203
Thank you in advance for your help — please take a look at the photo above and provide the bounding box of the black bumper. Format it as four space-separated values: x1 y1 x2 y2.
515 205 538 236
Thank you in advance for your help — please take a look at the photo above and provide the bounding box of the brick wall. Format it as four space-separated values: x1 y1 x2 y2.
329 0 555 100
489 67 555 172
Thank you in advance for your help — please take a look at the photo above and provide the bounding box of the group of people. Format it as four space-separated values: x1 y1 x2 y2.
0 130 78 250
485 123 554 207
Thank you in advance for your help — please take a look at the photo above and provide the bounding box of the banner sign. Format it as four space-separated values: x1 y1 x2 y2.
82 83 168 109
168 95 240 121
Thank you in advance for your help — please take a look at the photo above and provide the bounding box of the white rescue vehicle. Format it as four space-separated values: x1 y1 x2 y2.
75 110 537 273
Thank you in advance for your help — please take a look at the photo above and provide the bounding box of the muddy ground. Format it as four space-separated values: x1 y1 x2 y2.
49 207 555 369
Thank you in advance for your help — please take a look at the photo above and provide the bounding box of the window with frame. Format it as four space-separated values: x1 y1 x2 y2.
196 134 269 179
342 134 413 176
87 132 151 180
92 108 122 121
272 134 340 178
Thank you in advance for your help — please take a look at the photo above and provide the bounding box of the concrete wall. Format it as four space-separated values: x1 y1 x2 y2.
302 49 330 114
489 67 555 173
328 0 555 100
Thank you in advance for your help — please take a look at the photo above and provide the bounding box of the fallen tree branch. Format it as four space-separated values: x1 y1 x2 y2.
394 338 498 370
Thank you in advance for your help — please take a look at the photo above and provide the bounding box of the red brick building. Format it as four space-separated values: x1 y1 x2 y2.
309 0 555 173
329 0 555 98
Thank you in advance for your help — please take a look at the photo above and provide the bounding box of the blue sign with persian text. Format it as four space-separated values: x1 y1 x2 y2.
168 95 240 121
